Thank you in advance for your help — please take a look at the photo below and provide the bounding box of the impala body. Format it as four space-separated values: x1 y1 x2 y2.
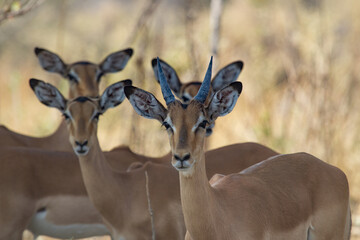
125 57 351 240
0 48 134 239
30 77 278 240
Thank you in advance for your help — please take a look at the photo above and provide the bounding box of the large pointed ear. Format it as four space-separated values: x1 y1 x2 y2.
151 58 182 98
99 79 132 112
29 78 67 111
207 82 243 122
124 86 167 122
211 61 243 92
34 47 68 77
99 48 133 74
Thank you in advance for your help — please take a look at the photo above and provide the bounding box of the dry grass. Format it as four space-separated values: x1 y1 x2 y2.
0 0 359 239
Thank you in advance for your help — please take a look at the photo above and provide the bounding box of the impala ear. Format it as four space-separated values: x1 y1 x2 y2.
151 58 182 98
99 79 132 112
29 78 67 112
34 47 68 77
124 86 167 122
100 48 133 74
207 82 242 122
211 61 243 92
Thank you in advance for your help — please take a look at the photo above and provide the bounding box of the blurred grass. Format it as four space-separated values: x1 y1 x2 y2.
0 0 359 238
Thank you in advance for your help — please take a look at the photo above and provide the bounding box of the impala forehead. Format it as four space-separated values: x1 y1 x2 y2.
67 98 99 118
168 101 205 130
69 63 102 81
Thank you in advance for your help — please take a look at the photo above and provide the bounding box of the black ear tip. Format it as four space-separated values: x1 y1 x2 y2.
151 58 157 67
29 78 41 90
122 79 132 86
125 48 134 56
231 82 243 93
235 61 244 70
34 47 43 56
124 86 136 98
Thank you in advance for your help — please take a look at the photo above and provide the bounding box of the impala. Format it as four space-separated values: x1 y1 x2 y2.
0 47 133 151
30 77 278 239
125 57 352 240
0 48 133 240
152 58 243 136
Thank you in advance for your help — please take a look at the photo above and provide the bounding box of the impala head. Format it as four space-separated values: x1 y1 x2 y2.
30 78 131 156
35 47 133 98
126 57 242 173
151 58 243 136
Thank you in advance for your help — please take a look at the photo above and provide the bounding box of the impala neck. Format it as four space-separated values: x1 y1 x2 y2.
77 135 128 230
179 151 217 238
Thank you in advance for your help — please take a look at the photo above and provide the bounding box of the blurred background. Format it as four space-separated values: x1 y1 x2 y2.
0 0 359 239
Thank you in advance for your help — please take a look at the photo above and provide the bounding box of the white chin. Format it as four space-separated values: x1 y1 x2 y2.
74 148 89 156
173 161 192 171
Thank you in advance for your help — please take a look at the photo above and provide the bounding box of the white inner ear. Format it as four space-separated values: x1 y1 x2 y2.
129 91 157 119
192 115 206 132
211 63 241 91
215 90 239 116
35 83 65 110
100 84 126 111
164 115 176 133
102 52 129 72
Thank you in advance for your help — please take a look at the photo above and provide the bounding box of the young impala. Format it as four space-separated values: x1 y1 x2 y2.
152 58 243 135
30 77 279 240
125 57 351 240
0 48 133 240
0 47 133 151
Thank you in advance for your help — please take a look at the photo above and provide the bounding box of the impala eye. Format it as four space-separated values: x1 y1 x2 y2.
182 96 190 103
67 74 78 82
161 121 172 132
63 113 70 120
93 112 102 122
198 120 208 129
162 122 170 129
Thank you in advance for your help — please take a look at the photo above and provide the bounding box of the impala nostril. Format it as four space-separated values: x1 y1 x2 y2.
75 140 88 147
174 154 191 162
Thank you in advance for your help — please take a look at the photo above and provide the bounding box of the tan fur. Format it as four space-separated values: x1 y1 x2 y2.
60 97 278 239
0 50 133 239
1 62 99 151
165 101 350 240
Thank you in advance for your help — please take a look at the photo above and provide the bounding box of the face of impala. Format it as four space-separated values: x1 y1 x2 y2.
63 97 101 156
152 58 243 136
35 47 133 98
66 62 102 98
30 78 130 156
160 101 208 172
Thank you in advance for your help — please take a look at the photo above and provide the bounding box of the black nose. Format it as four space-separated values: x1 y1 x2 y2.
75 140 88 147
174 153 191 162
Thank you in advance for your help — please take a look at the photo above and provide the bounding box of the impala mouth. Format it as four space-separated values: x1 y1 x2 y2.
74 146 89 156
172 160 192 171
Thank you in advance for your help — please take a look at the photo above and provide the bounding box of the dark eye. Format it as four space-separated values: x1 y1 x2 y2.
162 121 172 131
67 74 77 82
93 112 102 121
63 113 70 120
198 120 208 129
182 96 190 103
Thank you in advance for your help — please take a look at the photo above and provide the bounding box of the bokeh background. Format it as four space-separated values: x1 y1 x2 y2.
0 0 359 239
